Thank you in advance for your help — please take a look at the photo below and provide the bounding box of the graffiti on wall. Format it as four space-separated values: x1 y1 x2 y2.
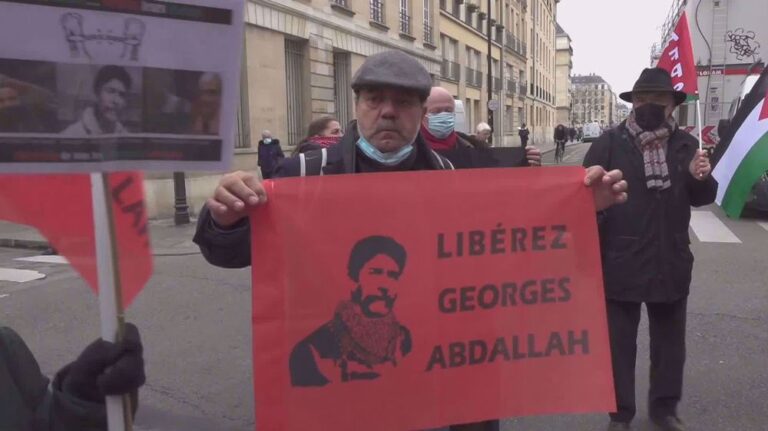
726 28 761 61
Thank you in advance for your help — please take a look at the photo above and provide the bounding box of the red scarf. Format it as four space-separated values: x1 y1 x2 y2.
307 135 341 148
420 124 457 150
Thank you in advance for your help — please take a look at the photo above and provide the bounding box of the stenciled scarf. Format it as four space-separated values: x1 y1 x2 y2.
331 300 402 366
625 112 675 190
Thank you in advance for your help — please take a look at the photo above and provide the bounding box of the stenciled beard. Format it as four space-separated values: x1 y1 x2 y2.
351 285 397 318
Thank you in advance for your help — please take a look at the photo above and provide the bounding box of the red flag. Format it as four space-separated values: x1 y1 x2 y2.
657 11 698 97
250 168 615 431
0 173 152 306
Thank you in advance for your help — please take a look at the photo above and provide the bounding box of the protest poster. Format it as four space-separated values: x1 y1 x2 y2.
0 0 244 172
250 167 616 431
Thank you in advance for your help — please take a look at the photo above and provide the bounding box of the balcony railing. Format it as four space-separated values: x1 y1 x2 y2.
441 59 460 81
423 23 434 45
465 67 482 87
332 0 349 7
519 80 527 96
399 11 411 35
506 79 517 95
370 0 385 23
494 28 503 44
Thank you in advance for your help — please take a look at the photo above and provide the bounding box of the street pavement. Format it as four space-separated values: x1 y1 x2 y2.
1 142 767 430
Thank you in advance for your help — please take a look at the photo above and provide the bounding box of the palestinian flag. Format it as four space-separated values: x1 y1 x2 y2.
712 67 768 218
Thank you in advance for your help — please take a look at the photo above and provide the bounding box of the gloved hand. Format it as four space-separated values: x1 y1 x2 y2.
58 323 146 404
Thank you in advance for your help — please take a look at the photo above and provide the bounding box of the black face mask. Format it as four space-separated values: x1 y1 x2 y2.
634 103 667 131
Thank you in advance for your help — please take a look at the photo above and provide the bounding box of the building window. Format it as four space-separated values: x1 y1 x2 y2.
441 35 460 81
451 0 461 17
423 0 433 44
371 0 385 24
399 0 411 34
284 39 306 147
333 52 352 129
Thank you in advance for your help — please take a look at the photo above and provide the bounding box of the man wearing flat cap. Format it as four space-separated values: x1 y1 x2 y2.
194 50 629 431
583 68 716 431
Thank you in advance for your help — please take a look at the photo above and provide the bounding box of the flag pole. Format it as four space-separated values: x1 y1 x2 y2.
695 98 703 151
91 172 132 431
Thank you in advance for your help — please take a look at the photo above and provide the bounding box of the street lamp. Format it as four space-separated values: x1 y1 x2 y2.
173 172 190 225
485 0 494 146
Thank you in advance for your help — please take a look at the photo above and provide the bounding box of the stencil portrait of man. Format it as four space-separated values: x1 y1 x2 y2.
289 235 412 387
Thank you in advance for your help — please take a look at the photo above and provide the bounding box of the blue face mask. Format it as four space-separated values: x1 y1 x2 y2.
427 112 456 139
356 127 415 166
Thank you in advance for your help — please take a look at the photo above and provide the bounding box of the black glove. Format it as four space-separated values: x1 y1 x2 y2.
58 323 146 404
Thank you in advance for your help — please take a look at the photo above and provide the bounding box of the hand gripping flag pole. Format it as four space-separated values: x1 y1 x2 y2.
91 173 133 431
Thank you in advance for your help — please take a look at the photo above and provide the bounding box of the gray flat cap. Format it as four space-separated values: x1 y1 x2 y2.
351 50 432 100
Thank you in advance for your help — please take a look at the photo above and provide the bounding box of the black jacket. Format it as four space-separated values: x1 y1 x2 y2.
0 326 108 431
257 139 285 173
194 124 454 269
583 122 717 303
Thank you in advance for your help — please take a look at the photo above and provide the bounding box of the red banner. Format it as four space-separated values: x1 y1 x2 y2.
657 11 698 97
250 168 615 431
0 173 152 306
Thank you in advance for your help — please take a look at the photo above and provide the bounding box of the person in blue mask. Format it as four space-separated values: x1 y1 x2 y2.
257 130 285 179
193 50 629 431
420 86 542 166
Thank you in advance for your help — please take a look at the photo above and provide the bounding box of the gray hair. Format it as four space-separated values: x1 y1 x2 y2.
476 122 491 133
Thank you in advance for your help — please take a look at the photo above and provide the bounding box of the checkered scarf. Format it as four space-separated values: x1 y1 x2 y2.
625 112 675 190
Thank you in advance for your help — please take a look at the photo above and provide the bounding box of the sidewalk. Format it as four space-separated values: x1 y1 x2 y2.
0 219 200 256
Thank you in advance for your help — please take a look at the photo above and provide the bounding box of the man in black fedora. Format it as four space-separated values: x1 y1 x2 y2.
583 68 716 431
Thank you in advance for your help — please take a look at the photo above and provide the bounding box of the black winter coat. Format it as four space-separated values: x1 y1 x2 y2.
194 124 454 269
583 122 717 303
257 139 285 174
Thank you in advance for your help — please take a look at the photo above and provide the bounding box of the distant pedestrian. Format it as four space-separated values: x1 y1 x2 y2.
293 117 344 155
584 68 716 431
475 122 492 145
568 126 577 142
257 130 285 180
518 123 530 148
553 124 567 163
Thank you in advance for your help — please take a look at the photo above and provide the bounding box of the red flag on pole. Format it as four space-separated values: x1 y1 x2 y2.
656 11 698 98
0 173 152 306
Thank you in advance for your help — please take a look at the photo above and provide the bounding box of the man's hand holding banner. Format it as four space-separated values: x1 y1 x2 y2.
250 167 616 431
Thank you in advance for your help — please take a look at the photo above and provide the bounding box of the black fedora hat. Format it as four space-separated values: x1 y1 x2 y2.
619 67 688 105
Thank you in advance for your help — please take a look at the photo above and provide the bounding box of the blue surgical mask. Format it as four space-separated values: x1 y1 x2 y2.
263 138 272 144
427 112 456 139
356 127 415 166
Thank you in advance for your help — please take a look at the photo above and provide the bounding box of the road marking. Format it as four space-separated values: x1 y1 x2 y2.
0 268 46 283
689 211 742 243
0 294 8 299
759 222 768 232
15 255 69 264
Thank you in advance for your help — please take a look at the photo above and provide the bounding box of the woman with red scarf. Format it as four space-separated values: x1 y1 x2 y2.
293 116 344 155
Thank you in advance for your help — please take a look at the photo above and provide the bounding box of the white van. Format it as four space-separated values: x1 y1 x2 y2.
582 121 602 143
727 74 759 120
